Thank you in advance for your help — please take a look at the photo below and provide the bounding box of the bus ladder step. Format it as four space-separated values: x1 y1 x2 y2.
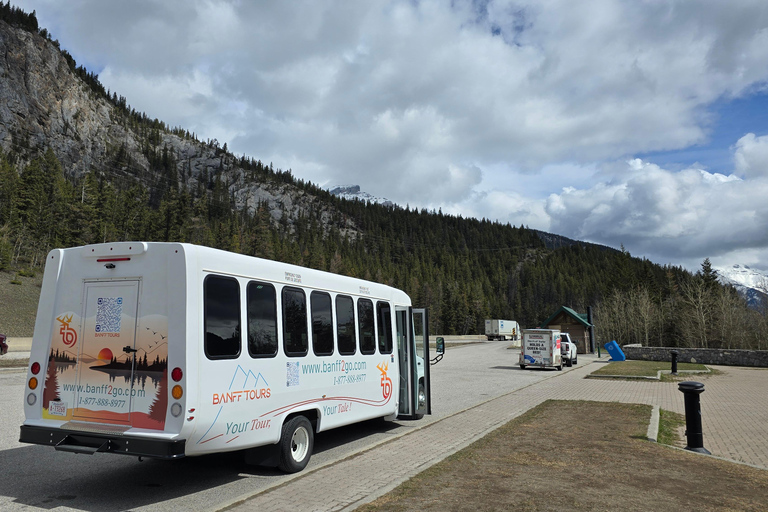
55 435 111 455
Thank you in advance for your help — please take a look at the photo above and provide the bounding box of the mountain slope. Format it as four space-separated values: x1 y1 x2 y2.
0 16 351 236
716 264 768 309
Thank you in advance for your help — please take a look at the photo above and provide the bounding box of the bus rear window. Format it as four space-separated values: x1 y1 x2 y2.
358 298 375 355
336 295 356 355
283 287 308 357
311 291 333 356
247 281 278 357
204 275 241 359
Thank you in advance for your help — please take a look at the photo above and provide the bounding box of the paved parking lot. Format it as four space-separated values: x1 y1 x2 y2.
4 342 766 512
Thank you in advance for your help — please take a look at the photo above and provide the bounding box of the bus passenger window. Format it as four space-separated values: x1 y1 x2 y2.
358 298 375 355
377 302 393 354
282 287 308 357
247 281 278 357
336 295 356 355
204 275 241 359
310 291 333 356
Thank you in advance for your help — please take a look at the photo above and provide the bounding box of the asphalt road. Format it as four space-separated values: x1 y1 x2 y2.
0 342 572 511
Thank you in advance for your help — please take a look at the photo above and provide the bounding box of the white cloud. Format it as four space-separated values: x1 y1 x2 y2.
545 158 768 265
734 133 768 178
442 190 551 231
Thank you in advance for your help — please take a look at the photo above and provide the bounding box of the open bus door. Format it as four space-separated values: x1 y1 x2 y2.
395 307 430 419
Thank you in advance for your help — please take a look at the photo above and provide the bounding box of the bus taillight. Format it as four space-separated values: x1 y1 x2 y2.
171 367 183 382
31 362 40 375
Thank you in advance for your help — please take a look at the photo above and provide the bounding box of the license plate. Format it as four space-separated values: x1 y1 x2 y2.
49 401 67 417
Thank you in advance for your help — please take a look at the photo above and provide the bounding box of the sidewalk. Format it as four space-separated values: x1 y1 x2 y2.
221 359 768 512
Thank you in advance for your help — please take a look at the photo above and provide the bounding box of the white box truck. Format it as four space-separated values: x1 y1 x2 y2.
519 329 563 371
484 319 519 341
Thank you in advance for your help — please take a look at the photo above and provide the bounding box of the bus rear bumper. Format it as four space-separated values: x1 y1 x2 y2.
19 424 186 459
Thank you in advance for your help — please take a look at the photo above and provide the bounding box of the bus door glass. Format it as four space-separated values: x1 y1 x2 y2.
395 308 411 416
412 308 430 416
74 280 141 425
395 307 431 417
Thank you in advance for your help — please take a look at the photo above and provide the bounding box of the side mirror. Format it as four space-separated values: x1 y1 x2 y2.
436 337 445 354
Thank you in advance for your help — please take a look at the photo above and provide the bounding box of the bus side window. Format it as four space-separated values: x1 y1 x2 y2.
204 275 241 359
376 301 393 354
336 295 356 356
310 291 334 356
358 298 376 355
247 281 278 358
283 287 308 357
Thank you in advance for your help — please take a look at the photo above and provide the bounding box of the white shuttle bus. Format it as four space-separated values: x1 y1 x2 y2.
20 242 434 472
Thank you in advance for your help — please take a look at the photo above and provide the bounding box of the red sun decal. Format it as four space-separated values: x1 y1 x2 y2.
98 348 114 361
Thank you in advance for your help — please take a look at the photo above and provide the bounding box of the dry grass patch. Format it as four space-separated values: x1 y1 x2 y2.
0 356 29 368
359 400 768 512
0 269 42 336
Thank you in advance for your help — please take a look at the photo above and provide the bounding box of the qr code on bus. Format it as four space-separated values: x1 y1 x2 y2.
96 297 123 333
286 362 300 387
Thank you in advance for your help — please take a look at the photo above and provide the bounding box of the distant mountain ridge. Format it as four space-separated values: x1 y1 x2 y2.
328 185 393 207
716 264 768 309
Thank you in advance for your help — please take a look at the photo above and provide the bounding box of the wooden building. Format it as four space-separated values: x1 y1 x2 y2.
540 306 593 354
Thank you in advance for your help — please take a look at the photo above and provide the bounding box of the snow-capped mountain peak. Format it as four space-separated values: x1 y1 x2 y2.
715 264 768 309
716 264 768 294
328 185 394 207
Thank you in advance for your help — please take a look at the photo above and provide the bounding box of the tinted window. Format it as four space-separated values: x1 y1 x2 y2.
336 295 356 356
204 275 241 359
377 301 393 354
247 281 278 357
358 298 375 355
311 291 334 356
282 287 308 356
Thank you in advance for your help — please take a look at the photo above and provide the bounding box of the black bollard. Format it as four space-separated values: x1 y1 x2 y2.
677 381 710 454
670 350 679 375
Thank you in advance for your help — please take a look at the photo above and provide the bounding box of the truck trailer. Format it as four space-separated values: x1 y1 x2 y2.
519 329 563 371
484 319 519 341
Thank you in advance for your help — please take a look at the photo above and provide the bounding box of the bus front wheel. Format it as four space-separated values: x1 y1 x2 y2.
277 415 314 473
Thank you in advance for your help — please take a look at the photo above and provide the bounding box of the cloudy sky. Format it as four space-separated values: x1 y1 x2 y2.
15 0 768 271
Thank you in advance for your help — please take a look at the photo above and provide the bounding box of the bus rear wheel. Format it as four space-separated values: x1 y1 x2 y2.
277 415 314 473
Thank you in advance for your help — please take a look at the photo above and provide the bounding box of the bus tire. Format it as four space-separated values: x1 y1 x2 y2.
277 415 314 473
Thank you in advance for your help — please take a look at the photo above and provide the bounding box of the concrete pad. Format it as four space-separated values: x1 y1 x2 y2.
5 337 32 352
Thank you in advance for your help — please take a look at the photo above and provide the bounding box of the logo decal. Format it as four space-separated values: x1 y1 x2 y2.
56 314 78 348
376 361 392 399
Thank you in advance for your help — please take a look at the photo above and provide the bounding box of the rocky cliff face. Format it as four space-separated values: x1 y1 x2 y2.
0 19 356 236
0 19 117 174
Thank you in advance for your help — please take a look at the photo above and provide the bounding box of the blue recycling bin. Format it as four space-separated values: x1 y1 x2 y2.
604 340 626 361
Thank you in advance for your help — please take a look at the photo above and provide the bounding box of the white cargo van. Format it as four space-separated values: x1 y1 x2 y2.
519 329 563 371
20 242 435 472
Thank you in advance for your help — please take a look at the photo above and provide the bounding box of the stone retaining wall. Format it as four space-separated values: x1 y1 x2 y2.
622 344 768 367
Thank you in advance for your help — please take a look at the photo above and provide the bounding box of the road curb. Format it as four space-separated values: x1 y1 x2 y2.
647 405 660 442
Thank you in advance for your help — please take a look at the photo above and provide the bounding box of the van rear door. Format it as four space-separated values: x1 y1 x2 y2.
73 280 141 425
